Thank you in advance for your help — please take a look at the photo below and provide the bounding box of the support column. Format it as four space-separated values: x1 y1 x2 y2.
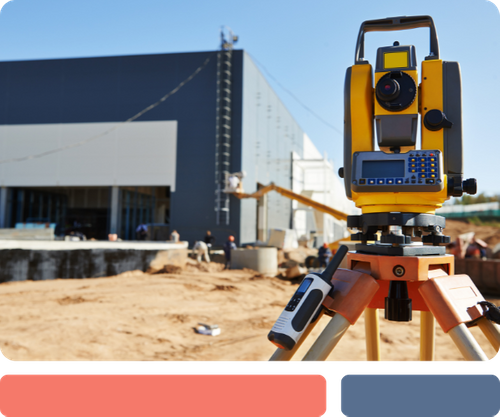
257 192 268 242
109 186 120 235
0 187 8 228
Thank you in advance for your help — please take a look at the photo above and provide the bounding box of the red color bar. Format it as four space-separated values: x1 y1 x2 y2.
0 375 326 417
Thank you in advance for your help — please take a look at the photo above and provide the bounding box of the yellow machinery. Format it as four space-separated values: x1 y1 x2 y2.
340 15 476 216
234 182 349 222
337 15 477 257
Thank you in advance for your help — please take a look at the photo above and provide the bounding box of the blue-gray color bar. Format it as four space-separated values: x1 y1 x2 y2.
342 375 500 417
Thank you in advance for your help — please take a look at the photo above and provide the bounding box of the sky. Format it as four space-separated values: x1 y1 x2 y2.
0 0 499 196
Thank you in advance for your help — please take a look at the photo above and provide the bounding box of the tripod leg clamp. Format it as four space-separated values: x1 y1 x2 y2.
322 269 380 325
419 275 486 333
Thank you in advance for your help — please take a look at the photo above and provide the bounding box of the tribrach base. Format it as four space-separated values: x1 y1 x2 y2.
355 243 446 256
269 252 500 362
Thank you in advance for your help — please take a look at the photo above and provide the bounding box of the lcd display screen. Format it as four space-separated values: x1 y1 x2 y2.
296 278 313 296
362 160 405 178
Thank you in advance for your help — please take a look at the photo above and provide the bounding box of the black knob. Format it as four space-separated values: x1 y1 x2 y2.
422 234 451 245
463 178 477 195
385 281 412 322
424 109 453 131
447 175 463 197
338 167 344 178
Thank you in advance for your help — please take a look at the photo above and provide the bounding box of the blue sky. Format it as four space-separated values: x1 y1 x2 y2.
0 0 499 195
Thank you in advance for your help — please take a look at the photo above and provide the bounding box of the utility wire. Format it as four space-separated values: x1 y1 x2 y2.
248 53 343 136
0 54 214 164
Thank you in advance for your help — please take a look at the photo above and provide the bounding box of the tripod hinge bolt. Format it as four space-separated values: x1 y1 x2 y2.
393 265 405 277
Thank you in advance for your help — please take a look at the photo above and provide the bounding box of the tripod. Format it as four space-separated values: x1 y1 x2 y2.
269 216 500 361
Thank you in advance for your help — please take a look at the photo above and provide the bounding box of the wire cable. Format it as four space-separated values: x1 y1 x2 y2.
248 53 343 136
0 53 213 164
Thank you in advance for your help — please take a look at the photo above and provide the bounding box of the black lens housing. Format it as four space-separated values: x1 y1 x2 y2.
375 71 417 112
377 79 400 101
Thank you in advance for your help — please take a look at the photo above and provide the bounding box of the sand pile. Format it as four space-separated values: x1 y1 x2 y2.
445 219 500 248
0 265 497 361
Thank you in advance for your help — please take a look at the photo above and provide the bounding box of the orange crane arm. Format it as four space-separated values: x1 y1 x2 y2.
234 183 348 222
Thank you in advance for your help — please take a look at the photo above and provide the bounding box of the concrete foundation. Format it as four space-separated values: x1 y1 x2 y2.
231 247 278 275
0 240 188 283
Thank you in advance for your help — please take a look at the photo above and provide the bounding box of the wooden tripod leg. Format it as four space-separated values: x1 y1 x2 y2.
448 323 488 361
299 268 379 361
302 313 351 361
275 268 379 362
420 311 435 361
269 311 325 361
477 317 500 352
364 308 380 361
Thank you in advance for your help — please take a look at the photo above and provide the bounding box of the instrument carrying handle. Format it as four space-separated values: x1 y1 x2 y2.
355 15 439 64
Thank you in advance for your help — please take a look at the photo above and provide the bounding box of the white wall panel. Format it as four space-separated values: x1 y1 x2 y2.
0 121 177 190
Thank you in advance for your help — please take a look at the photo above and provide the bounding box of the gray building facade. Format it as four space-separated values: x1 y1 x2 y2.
0 50 312 245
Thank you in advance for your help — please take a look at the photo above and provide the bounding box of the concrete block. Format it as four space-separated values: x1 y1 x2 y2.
231 247 278 275
0 228 54 240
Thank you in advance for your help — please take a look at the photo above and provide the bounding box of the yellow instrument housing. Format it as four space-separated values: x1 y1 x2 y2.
345 59 451 214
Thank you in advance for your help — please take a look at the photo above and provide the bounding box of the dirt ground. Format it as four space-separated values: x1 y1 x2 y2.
0 258 498 361
445 219 500 248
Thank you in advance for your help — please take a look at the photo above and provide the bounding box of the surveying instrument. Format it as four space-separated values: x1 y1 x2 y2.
268 15 500 361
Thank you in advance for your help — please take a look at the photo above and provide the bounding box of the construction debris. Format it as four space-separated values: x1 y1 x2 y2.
195 323 221 336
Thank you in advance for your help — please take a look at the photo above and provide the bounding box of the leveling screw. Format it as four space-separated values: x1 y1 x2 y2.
393 265 405 277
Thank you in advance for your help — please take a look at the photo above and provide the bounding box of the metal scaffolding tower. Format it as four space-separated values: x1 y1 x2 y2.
215 27 238 226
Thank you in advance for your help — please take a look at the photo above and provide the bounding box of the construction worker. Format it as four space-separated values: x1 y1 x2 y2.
192 241 210 263
223 235 237 269
170 230 180 243
136 223 148 240
317 243 332 268
204 230 216 248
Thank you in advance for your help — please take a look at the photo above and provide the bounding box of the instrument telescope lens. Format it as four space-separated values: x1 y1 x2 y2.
377 79 400 101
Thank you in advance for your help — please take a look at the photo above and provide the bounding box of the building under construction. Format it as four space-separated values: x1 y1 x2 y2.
0 49 353 245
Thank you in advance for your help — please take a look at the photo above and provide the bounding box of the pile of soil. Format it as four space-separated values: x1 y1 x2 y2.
445 219 500 248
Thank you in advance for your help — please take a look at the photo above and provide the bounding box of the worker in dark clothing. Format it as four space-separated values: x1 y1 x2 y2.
317 243 332 268
204 230 216 248
136 223 148 240
223 235 237 269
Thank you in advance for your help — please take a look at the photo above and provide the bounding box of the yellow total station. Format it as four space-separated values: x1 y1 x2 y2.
340 15 476 215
